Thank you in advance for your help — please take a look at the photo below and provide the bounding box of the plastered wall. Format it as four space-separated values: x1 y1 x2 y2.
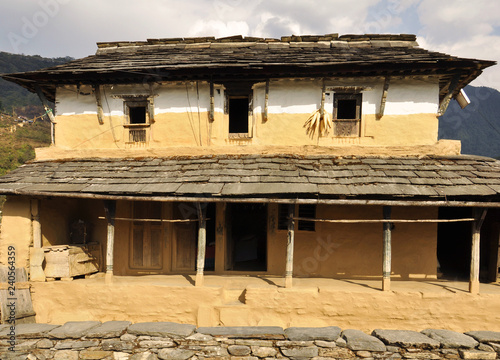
38 199 436 279
0 196 31 268
53 77 439 151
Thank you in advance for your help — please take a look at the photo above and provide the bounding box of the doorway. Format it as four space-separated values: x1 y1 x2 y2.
226 203 267 271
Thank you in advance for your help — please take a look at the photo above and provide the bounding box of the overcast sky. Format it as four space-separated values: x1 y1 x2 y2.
1 0 499 90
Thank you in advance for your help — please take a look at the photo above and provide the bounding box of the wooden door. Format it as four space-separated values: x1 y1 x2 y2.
172 203 198 272
130 202 163 270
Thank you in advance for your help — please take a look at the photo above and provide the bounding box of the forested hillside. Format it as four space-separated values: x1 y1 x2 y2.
0 51 71 114
439 86 500 158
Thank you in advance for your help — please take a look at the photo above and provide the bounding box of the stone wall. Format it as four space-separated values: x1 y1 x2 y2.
1 322 499 360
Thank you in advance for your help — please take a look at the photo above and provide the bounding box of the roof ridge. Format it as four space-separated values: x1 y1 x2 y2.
96 33 417 49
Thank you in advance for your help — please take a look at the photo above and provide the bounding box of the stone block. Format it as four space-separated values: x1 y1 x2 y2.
200 345 229 357
342 329 386 352
130 352 158 360
318 346 355 358
372 330 440 349
251 345 278 357
281 346 319 358
138 339 176 348
86 321 131 338
79 350 114 359
285 326 342 341
0 323 59 339
101 339 134 351
53 350 79 360
196 326 285 339
36 338 54 348
315 340 337 348
158 348 196 360
421 329 478 349
48 321 101 339
127 322 195 338
465 331 500 343
459 349 497 360
228 344 251 355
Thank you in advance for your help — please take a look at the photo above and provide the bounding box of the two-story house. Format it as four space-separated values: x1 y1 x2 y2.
1 34 499 330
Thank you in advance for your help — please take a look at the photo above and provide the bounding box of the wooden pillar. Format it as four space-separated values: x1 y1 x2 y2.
104 200 116 282
470 208 487 294
195 202 207 287
30 199 45 282
285 204 295 288
382 206 392 291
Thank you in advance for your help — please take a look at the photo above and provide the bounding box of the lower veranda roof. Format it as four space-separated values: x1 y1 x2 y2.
1 154 500 206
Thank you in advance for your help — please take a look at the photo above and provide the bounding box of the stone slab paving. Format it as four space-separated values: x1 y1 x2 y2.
0 323 59 339
466 331 500 343
342 329 386 352
372 329 441 349
197 326 285 339
127 322 195 338
285 326 341 341
422 329 479 349
85 321 131 338
47 321 101 339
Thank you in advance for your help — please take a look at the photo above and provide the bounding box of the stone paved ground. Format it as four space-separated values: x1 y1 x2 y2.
0 322 499 359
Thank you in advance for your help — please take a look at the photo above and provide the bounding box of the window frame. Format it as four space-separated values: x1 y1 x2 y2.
333 92 362 137
122 97 153 144
225 92 253 139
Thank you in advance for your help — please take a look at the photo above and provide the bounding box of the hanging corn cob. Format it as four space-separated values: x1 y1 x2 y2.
304 109 332 138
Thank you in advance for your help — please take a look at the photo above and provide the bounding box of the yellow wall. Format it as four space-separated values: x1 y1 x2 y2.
0 196 31 268
52 78 440 152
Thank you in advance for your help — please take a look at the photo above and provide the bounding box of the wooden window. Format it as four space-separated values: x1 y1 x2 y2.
333 93 362 137
130 201 163 270
124 99 151 144
277 204 316 232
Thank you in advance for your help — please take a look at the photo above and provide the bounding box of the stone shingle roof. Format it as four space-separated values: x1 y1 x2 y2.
1 154 500 203
2 34 495 102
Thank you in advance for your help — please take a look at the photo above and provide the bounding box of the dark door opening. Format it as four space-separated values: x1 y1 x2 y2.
437 207 500 282
437 207 472 280
226 203 267 271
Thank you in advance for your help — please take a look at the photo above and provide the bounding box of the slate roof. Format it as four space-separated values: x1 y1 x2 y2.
2 34 495 102
1 154 500 204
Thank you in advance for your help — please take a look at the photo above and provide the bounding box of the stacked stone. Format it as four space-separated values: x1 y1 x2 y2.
0 322 499 360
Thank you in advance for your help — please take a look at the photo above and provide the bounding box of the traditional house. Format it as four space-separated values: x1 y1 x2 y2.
1 34 499 330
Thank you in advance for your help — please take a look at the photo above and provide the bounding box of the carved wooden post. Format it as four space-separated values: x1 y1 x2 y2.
382 206 392 291
470 208 487 294
30 199 45 282
196 202 207 287
104 200 116 282
285 204 295 288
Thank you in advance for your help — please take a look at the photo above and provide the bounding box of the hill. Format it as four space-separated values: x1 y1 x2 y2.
439 86 500 158
0 51 71 114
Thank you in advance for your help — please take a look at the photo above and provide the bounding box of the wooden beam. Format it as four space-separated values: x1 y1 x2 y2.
469 207 487 294
8 191 500 209
438 73 461 116
209 80 215 122
35 85 55 145
377 76 390 120
93 85 104 125
382 206 392 291
320 78 326 123
263 79 269 122
291 217 475 224
195 202 207 286
104 200 116 282
285 204 295 288
30 199 45 282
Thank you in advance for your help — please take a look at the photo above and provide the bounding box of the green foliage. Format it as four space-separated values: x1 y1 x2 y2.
0 51 72 112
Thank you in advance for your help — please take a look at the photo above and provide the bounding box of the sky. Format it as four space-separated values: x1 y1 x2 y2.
1 0 499 90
